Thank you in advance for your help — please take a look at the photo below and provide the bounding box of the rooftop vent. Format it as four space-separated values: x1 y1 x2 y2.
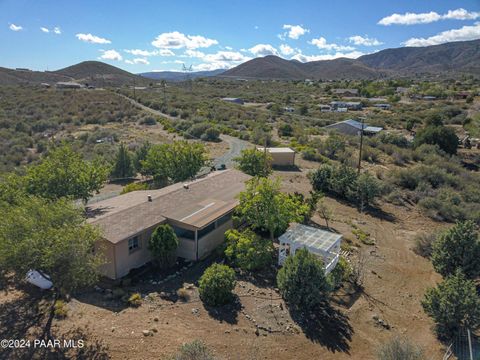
147 195 152 202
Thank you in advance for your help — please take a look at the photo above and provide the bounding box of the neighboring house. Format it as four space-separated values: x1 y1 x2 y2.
373 103 391 110
256 147 296 167
278 223 342 275
330 101 363 111
333 88 359 97
319 104 332 112
56 81 82 89
87 169 251 279
324 119 383 136
222 97 244 105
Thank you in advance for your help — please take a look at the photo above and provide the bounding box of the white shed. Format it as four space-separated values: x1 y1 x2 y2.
278 223 342 274
256 147 296 166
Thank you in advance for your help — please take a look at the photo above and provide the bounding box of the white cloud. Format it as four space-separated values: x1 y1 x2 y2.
309 37 355 51
53 27 61 34
291 50 365 62
183 49 206 58
99 49 122 61
403 22 480 46
282 24 309 39
348 35 383 46
249 44 279 57
379 8 480 26
151 31 218 49
124 48 175 57
41 26 61 34
40 27 49 33
76 33 111 44
280 44 295 55
9 23 23 31
188 50 251 71
125 58 149 65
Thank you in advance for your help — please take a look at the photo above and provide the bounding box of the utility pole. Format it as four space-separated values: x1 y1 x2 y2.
357 117 365 175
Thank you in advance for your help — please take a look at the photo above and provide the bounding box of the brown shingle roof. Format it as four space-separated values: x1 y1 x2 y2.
87 169 251 244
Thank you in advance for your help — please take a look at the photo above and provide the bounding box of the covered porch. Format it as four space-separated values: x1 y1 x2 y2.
278 223 342 274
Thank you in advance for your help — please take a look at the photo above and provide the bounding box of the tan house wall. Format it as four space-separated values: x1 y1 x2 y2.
197 219 232 259
271 152 295 166
96 239 116 280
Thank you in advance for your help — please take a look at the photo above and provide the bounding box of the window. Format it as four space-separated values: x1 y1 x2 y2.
216 212 232 227
128 236 140 254
173 226 195 240
198 222 216 239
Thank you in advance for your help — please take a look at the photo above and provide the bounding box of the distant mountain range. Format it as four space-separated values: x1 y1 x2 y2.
0 40 478 86
139 69 224 81
222 39 480 80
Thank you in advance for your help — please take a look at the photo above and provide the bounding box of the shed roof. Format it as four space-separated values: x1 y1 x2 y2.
325 119 383 133
279 223 342 253
257 147 295 153
87 169 251 243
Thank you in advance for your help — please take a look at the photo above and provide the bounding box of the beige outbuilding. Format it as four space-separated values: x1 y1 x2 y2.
257 147 296 167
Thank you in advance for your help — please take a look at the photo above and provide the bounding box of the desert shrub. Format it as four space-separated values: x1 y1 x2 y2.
277 248 330 311
148 224 178 269
418 188 467 222
224 229 273 271
328 256 352 289
361 146 381 163
140 116 157 125
431 221 480 279
176 287 191 302
200 126 220 141
412 232 438 258
170 340 215 360
319 134 346 160
278 123 294 137
356 172 383 209
414 125 458 155
54 299 68 319
376 337 425 360
198 264 236 306
127 293 142 307
120 182 148 194
352 227 374 245
377 132 409 148
422 270 480 339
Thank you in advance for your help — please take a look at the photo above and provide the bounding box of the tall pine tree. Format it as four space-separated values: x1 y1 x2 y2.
111 143 135 179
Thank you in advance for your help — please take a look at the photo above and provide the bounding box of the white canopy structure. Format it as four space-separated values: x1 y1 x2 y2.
278 223 342 274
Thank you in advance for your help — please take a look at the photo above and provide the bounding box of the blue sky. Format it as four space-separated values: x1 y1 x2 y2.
1 0 479 72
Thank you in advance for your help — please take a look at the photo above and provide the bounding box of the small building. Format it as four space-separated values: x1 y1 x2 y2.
319 104 332 112
87 169 251 279
330 101 363 111
222 97 244 105
56 81 82 89
333 88 359 97
324 119 383 136
257 147 296 167
373 103 391 110
422 96 437 101
284 107 295 113
40 83 51 88
278 223 342 274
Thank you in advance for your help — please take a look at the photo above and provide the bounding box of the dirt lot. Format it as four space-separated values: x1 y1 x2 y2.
0 162 448 359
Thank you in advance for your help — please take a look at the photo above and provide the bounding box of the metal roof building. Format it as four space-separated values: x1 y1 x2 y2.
278 223 342 274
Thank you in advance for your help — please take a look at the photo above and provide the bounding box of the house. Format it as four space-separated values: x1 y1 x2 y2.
324 119 383 136
222 97 244 105
319 104 332 112
330 101 363 111
87 169 251 279
256 147 296 167
278 223 342 275
333 88 359 97
56 81 82 89
373 103 391 110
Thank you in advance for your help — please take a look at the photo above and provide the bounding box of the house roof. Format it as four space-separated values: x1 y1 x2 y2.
325 119 383 133
256 147 295 153
87 169 251 244
279 223 342 253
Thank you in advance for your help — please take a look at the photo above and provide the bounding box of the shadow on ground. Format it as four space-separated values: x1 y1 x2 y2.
289 301 353 354
204 295 242 325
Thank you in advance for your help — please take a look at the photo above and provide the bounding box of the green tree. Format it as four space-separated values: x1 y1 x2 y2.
198 264 236 306
414 125 458 155
133 141 151 174
26 144 109 203
236 177 309 240
148 224 179 268
309 164 334 193
357 172 383 210
422 270 480 338
110 143 135 179
224 229 273 271
431 221 480 279
142 141 207 186
0 196 103 294
277 248 330 311
234 148 272 177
